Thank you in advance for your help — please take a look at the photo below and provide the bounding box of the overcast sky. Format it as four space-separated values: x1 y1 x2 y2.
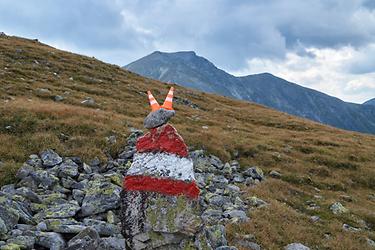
1 0 375 103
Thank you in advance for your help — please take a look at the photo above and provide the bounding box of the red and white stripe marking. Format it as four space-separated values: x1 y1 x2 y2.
127 152 195 182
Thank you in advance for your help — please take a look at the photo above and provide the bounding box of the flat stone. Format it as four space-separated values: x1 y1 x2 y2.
143 108 175 129
34 202 80 220
43 219 86 233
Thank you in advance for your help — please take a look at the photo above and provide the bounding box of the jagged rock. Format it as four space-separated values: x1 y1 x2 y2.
33 231 66 250
0 218 7 237
205 225 227 249
284 243 310 250
14 187 40 203
80 179 121 216
25 155 42 168
212 175 229 189
209 155 224 170
232 174 245 183
0 201 20 233
40 150 62 167
143 108 175 129
72 189 85 205
207 195 231 209
83 219 120 236
243 167 264 181
7 236 34 249
30 169 59 189
126 129 144 146
57 159 79 178
66 227 100 250
98 237 126 250
330 202 348 215
15 164 34 180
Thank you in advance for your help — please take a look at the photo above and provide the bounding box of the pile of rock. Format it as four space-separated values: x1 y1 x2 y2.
0 149 128 250
0 127 266 249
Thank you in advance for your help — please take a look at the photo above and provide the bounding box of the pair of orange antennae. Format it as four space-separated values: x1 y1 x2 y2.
147 87 174 112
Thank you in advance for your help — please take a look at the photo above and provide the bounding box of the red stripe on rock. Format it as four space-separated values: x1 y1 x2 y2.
124 175 200 199
136 124 188 157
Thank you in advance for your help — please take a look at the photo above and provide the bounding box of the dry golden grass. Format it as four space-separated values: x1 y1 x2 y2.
0 35 374 249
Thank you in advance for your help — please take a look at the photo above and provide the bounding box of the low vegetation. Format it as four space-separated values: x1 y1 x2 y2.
0 35 374 249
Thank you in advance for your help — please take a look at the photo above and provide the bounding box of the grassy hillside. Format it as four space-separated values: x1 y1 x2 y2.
0 35 374 249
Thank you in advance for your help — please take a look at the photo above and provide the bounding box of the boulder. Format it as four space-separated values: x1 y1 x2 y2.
243 167 264 181
143 108 175 129
6 236 35 249
40 150 62 167
66 227 100 250
33 231 66 250
329 202 348 215
80 179 121 216
120 191 202 249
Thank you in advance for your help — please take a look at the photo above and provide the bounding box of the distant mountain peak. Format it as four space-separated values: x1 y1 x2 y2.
124 51 375 135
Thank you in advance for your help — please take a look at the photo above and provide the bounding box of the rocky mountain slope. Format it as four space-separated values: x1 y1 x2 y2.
0 34 375 249
364 98 375 106
125 51 375 135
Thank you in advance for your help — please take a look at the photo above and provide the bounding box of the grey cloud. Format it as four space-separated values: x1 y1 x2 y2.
345 45 375 74
0 0 375 71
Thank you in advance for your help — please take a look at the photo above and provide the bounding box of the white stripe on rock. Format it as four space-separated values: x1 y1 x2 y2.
127 152 195 182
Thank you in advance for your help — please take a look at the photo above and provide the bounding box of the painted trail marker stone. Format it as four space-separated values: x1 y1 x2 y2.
120 88 202 249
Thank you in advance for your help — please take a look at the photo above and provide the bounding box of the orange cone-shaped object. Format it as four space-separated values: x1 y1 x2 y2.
147 91 161 112
162 87 174 110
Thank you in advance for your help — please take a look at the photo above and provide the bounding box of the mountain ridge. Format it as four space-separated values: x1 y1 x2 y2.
363 98 375 106
125 51 375 135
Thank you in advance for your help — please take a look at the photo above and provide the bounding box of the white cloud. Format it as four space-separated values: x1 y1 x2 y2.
231 45 375 103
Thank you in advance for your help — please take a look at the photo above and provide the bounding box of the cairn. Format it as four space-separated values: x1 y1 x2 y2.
120 87 202 249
